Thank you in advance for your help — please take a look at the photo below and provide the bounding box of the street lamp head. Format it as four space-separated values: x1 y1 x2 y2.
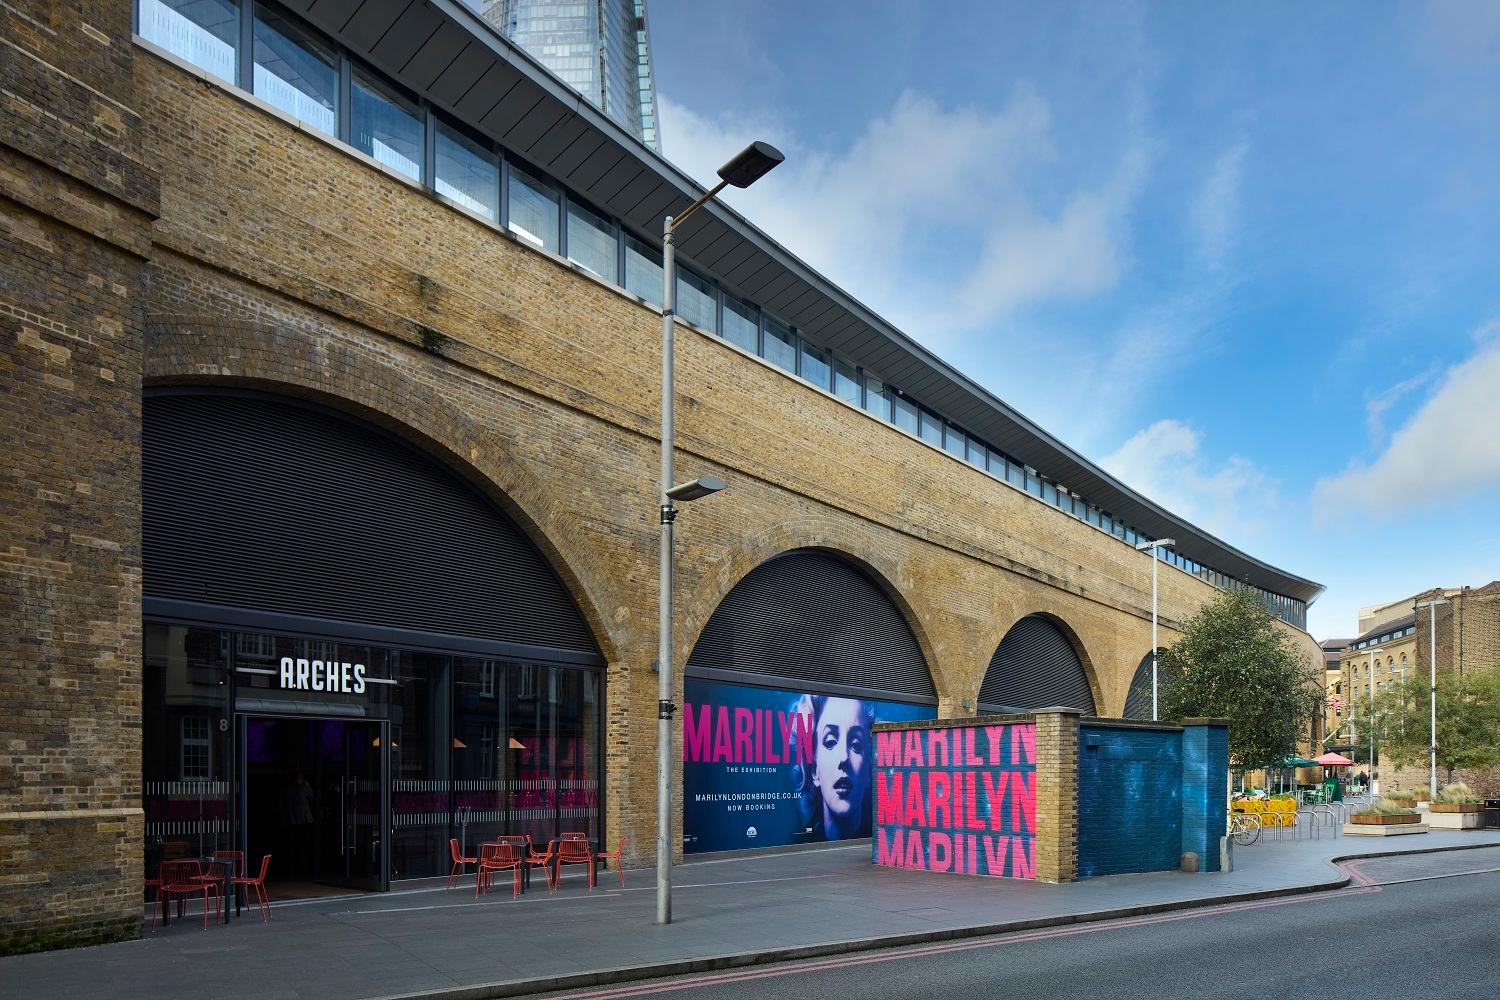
1135 537 1176 551
717 142 784 188
666 476 727 502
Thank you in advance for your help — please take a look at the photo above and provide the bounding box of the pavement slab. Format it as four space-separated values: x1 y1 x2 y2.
3 829 1499 1000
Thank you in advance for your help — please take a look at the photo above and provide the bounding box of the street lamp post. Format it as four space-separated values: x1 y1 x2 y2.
1365 646 1383 794
1134 538 1176 721
1392 667 1406 736
656 142 783 927
1415 597 1448 799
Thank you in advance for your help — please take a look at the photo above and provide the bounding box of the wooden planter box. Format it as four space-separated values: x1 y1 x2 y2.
1350 812 1421 825
1428 803 1483 829
1429 803 1483 813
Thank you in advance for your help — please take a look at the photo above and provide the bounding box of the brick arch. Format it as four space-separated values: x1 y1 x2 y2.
1122 647 1171 720
143 319 625 665
675 517 950 702
976 608 1104 716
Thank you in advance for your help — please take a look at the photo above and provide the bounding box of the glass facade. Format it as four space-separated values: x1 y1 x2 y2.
143 622 601 888
566 199 618 281
352 69 423 182
140 0 240 84
136 0 1311 632
477 0 661 151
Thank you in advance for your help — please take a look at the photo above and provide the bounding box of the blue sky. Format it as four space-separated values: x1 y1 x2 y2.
647 0 1500 642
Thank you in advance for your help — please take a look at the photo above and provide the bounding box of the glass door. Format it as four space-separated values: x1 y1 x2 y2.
339 720 388 891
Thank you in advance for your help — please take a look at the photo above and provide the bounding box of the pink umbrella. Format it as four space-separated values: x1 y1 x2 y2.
1314 752 1354 767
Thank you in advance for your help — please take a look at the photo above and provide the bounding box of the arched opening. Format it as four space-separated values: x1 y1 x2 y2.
979 614 1097 715
141 389 604 893
682 549 936 854
1123 649 1169 721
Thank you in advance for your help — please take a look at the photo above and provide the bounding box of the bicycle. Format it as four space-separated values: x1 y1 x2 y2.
1230 812 1261 847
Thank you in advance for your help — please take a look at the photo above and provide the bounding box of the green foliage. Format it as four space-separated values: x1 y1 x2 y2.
1354 799 1416 816
1158 587 1323 771
1436 782 1480 804
1365 669 1500 784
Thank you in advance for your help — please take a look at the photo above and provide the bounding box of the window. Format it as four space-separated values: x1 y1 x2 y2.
865 376 892 422
1041 480 1058 506
1400 653 1407 666
762 318 797 373
1007 461 1025 489
799 341 831 390
181 716 212 780
352 68 423 181
141 0 239 85
509 166 560 253
890 393 918 434
722 293 758 352
943 425 966 458
253 7 338 136
833 358 861 405
624 237 663 306
678 268 717 332
566 199 617 281
918 408 944 447
435 119 498 222
1025 468 1042 497
967 439 988 469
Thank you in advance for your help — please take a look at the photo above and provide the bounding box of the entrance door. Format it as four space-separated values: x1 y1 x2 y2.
241 716 389 895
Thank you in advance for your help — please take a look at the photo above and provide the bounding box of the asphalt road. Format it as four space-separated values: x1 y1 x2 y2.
535 847 1500 1000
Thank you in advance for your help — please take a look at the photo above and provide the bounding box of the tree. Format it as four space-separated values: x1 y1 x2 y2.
1158 587 1324 771
1368 669 1500 786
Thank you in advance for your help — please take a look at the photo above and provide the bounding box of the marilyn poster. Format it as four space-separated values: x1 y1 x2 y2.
682 677 934 854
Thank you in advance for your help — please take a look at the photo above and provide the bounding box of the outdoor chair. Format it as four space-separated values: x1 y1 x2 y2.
594 835 626 888
153 859 218 930
556 837 595 890
211 849 246 878
525 838 557 892
477 843 523 899
447 838 478 890
232 855 273 922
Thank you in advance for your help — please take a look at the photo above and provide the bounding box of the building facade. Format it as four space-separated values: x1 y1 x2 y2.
479 0 661 150
1 0 1321 953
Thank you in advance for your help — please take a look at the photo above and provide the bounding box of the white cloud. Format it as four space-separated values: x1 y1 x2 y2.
657 88 1141 338
1191 138 1248 269
1102 419 1280 543
1364 367 1438 444
1315 323 1500 518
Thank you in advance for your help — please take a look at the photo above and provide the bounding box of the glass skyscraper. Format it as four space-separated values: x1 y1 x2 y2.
479 0 661 151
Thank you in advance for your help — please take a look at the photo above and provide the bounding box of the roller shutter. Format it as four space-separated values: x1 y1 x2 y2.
978 614 1096 714
686 550 934 703
143 390 601 663
1123 652 1155 720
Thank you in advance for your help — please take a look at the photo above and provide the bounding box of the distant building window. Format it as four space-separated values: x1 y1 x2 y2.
762 318 797 373
435 119 499 223
722 293 758 352
678 268 717 333
799 341 831 391
624 237 663 306
141 0 239 85
566 199 618 281
833 358 861 406
352 68 423 182
253 7 338 136
181 716 212 780
509 166 561 253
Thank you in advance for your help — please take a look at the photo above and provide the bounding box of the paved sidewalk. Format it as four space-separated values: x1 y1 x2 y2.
6 829 1500 1000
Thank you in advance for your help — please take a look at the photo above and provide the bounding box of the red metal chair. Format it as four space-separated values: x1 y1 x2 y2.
153 860 217 930
447 838 478 890
525 837 557 892
594 835 626 888
211 849 246 877
476 843 522 899
555 837 595 890
232 855 273 922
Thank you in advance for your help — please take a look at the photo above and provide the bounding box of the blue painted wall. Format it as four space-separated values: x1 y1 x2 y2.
1179 723 1228 873
1076 725 1183 878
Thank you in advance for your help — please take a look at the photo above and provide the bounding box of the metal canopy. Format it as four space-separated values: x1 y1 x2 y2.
284 0 1322 606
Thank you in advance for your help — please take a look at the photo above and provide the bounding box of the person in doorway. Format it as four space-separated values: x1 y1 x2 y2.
282 771 315 879
809 696 875 842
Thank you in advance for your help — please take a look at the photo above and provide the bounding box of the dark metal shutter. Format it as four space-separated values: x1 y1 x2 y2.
686 550 934 702
143 391 600 662
978 614 1096 714
1123 652 1156 720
